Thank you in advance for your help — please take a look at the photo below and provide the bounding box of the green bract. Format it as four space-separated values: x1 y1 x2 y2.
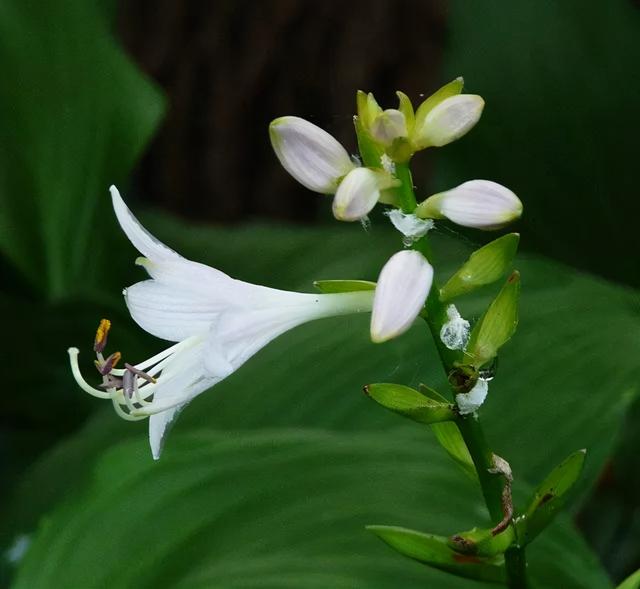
466 271 520 367
364 383 455 425
440 234 520 301
518 449 586 544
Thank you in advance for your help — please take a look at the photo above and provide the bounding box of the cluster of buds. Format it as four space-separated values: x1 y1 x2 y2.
269 78 522 231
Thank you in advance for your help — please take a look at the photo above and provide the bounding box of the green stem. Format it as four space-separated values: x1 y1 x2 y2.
398 175 529 589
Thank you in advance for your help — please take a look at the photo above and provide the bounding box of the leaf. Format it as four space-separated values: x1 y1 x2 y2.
366 525 506 584
440 233 519 301
314 279 376 294
0 0 164 299
466 271 520 367
9 430 611 589
3 222 635 589
364 383 455 425
617 569 640 589
519 449 587 545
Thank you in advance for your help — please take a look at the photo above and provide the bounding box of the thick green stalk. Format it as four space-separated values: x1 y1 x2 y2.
401 177 528 589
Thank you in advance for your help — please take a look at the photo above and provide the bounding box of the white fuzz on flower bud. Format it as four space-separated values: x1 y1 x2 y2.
269 116 355 194
414 94 484 148
371 250 434 343
419 180 522 230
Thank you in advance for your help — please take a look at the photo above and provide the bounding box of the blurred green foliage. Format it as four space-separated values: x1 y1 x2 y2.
0 0 639 588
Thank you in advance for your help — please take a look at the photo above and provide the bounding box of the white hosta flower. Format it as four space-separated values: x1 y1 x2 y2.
269 116 355 193
69 187 374 459
418 180 522 230
371 250 433 343
439 304 470 350
414 94 484 148
333 168 398 222
456 378 489 415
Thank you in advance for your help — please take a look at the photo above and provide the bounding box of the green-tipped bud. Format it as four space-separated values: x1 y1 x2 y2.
370 108 408 146
413 94 484 149
466 271 520 367
417 180 522 230
440 234 520 301
364 383 456 424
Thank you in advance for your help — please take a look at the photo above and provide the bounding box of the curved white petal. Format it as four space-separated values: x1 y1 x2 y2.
416 94 484 148
332 168 381 221
371 250 433 343
125 280 224 342
370 108 408 146
269 116 355 194
437 180 522 230
149 405 185 460
110 186 181 263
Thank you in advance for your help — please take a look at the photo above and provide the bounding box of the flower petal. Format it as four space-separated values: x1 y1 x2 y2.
371 250 433 343
110 186 181 263
269 116 355 194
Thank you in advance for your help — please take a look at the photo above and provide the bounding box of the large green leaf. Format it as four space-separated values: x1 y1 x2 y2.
438 0 640 287
10 430 611 589
3 220 637 587
0 0 164 299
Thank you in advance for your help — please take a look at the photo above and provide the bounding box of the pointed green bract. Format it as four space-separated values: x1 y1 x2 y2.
617 569 640 589
367 525 506 584
466 271 520 367
519 449 587 544
413 77 465 138
364 383 455 425
396 91 415 133
448 525 515 557
313 279 376 294
417 386 478 479
440 234 520 301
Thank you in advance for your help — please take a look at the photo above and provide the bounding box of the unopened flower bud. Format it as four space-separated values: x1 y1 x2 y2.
414 94 484 148
417 180 522 230
332 168 398 222
269 116 355 194
370 109 408 146
371 250 434 343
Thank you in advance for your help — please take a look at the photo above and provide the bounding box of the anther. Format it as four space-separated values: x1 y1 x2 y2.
122 370 135 399
125 363 157 384
94 351 122 376
99 374 123 390
93 319 111 353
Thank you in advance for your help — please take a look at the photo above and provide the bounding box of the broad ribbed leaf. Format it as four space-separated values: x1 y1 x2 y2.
0 0 164 298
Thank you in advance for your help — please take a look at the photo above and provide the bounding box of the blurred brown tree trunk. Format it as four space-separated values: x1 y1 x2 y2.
118 0 447 222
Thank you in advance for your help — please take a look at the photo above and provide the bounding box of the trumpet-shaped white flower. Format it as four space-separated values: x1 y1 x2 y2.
416 180 522 230
413 94 484 148
69 187 374 459
370 250 433 343
269 116 356 194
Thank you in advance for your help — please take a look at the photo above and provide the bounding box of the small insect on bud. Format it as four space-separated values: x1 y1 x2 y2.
93 319 111 353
